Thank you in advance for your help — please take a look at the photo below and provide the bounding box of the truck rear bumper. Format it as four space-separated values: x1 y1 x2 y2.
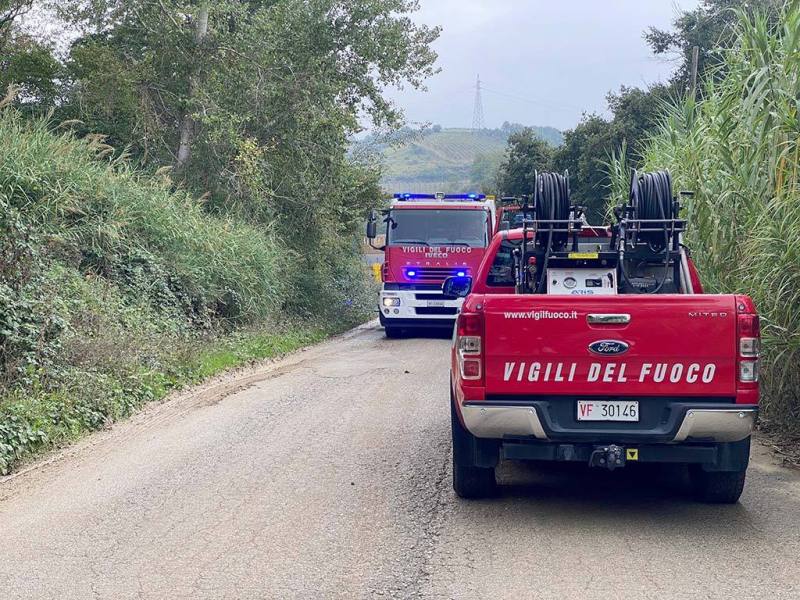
499 439 750 472
461 401 757 444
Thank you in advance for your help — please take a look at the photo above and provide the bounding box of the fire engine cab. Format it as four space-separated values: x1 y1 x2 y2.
366 193 496 337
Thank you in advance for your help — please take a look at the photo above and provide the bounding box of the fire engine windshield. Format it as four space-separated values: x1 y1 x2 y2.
387 209 488 247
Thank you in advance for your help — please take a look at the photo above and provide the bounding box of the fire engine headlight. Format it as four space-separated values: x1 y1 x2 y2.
382 297 401 307
739 360 759 383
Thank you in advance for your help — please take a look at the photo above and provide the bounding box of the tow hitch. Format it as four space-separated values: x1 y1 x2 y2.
589 445 626 471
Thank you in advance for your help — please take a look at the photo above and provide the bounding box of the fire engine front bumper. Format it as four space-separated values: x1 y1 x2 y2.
461 401 758 444
378 289 463 326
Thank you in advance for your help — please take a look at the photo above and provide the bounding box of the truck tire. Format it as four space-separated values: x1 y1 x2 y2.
384 326 403 339
690 467 747 504
451 391 497 499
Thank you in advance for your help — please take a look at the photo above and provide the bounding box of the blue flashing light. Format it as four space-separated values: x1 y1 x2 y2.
406 269 418 278
394 193 436 200
393 193 486 201
449 193 486 200
456 270 466 277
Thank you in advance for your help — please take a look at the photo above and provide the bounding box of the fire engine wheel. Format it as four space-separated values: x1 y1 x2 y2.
451 391 497 499
384 326 403 339
689 466 747 504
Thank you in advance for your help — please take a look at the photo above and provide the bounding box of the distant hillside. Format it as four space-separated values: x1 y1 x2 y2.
355 125 563 194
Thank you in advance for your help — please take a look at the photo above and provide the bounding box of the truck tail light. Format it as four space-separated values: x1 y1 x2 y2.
737 314 760 357
457 311 484 382
739 360 759 383
737 312 760 383
461 357 481 379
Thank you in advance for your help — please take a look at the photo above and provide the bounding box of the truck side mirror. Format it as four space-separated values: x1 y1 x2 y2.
442 276 473 299
366 210 378 239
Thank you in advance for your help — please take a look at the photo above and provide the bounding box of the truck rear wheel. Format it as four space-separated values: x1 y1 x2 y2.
690 467 747 504
451 391 497 499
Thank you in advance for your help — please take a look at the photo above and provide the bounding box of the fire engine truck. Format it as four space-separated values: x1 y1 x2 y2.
366 193 497 337
446 170 760 503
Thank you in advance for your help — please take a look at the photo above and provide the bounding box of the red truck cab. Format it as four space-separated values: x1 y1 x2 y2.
447 172 759 503
368 194 497 337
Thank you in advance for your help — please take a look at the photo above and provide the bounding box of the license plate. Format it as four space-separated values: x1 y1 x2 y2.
427 300 446 307
577 400 639 422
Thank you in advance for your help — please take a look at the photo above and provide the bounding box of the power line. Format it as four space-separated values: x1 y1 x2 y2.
480 84 584 113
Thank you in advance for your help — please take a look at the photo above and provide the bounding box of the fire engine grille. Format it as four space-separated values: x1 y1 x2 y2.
407 267 465 282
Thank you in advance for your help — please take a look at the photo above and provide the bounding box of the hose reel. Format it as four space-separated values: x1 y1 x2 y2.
534 171 572 250
616 169 686 294
628 169 677 250
512 171 583 294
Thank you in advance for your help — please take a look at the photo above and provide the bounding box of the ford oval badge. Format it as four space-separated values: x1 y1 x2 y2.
589 340 630 356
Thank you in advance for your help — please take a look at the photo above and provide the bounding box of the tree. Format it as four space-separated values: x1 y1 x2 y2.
0 34 61 113
56 1 439 180
0 1 62 115
645 0 783 91
605 85 669 153
469 152 502 192
496 128 553 196
21 0 440 315
174 0 210 172
550 115 609 222
0 0 33 51
50 1 440 235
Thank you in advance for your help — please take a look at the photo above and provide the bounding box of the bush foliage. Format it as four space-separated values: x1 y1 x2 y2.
609 2 800 433
0 110 370 473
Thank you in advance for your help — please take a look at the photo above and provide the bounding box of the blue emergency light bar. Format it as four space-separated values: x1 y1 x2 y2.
394 193 486 201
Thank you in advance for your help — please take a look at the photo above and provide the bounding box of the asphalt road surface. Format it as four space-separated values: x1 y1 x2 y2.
1 323 799 599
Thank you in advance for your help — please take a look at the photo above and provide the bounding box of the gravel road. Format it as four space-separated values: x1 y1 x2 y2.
1 322 799 599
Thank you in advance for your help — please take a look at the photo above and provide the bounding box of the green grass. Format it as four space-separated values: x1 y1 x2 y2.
0 109 288 324
0 325 333 474
182 328 329 382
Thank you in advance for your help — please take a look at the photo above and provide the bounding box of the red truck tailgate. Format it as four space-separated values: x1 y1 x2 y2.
482 295 737 397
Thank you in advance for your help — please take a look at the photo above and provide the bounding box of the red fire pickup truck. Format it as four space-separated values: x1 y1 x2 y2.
446 171 759 503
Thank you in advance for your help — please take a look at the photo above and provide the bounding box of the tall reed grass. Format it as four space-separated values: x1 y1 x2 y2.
609 1 800 433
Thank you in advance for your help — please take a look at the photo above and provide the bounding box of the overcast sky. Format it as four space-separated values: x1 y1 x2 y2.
385 0 701 131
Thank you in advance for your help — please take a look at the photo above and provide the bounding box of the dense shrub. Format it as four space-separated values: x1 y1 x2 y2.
0 196 64 386
0 110 291 324
0 110 374 473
